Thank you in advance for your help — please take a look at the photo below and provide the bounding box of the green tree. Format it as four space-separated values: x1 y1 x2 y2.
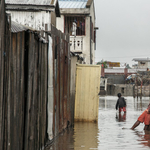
125 64 131 69
97 61 108 68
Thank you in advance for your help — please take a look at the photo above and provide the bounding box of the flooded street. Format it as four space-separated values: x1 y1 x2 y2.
45 96 150 150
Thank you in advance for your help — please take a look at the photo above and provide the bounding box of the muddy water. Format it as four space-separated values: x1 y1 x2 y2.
45 96 150 150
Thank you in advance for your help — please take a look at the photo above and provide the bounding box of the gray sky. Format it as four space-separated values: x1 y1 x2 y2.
94 0 150 67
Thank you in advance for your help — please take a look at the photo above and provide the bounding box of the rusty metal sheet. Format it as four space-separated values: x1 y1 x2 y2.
51 24 71 137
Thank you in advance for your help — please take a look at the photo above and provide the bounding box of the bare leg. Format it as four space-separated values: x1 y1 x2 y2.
131 120 141 130
144 125 150 130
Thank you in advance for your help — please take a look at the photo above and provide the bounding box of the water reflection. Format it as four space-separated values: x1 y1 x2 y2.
45 128 75 150
74 122 99 150
46 122 99 150
135 130 150 148
116 112 126 122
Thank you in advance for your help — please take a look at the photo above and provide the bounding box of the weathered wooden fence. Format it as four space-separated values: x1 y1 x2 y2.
0 3 72 150
51 26 71 137
0 1 6 150
1 21 48 150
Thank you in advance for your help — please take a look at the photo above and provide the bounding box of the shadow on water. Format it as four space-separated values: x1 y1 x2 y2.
45 96 150 150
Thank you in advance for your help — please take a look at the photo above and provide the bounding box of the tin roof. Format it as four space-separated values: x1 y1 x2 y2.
11 21 29 33
6 0 52 5
11 21 48 43
133 58 150 62
58 0 88 8
6 0 60 17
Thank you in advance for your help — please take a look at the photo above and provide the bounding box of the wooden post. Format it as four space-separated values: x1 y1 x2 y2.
140 79 143 100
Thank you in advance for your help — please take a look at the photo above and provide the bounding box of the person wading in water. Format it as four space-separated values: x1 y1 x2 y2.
131 103 150 130
116 93 126 113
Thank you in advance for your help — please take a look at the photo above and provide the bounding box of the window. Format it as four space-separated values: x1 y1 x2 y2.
65 16 85 36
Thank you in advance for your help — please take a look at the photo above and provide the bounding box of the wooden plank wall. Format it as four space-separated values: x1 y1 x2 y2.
1 10 72 149
23 32 48 150
0 1 5 150
1 27 48 149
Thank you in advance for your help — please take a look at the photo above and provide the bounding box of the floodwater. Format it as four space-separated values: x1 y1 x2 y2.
45 96 150 150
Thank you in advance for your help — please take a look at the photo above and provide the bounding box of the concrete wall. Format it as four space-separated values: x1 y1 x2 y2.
57 1 96 65
57 15 91 64
134 86 150 97
56 15 64 31
102 68 147 85
51 11 56 27
107 84 134 96
138 61 150 69
57 14 91 64
106 74 125 84
89 0 96 64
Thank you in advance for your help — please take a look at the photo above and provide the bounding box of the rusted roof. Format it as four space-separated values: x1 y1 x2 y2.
6 0 53 5
58 0 88 8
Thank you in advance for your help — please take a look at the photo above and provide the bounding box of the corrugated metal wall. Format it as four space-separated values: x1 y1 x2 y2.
75 64 101 122
51 25 71 137
7 11 51 30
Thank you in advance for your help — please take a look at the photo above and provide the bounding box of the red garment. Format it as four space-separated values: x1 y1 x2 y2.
138 109 150 125
119 107 126 113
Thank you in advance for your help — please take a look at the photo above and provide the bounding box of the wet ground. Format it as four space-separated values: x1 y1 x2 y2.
45 96 150 150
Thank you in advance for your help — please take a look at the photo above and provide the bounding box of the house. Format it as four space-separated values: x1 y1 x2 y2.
5 0 60 30
57 0 98 64
133 58 150 69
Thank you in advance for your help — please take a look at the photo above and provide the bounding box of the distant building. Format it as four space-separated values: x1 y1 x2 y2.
5 0 60 30
57 0 98 64
132 58 150 69
132 64 138 69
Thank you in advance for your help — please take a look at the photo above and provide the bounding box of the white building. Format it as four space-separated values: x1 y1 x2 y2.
57 0 98 64
5 0 60 30
132 58 150 69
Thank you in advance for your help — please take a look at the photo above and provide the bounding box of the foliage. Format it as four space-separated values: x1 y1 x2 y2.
97 61 108 68
125 64 131 69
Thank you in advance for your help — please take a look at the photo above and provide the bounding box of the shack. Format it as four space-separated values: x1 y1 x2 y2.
0 11 72 150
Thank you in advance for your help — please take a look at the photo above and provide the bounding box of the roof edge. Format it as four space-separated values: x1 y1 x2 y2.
86 0 93 8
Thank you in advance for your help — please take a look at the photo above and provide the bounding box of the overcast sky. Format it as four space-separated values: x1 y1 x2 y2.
94 0 150 67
